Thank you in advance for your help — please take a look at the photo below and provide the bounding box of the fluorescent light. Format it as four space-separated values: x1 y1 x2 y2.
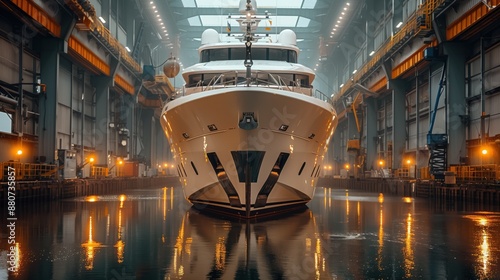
396 21 403 28
98 16 106 23
125 46 131 52
369 50 375 56
340 83 344 88
352 69 357 74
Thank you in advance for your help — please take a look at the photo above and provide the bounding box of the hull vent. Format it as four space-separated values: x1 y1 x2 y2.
207 152 242 207
255 152 290 208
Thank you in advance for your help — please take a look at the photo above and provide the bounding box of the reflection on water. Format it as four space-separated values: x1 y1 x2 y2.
166 208 330 279
0 186 500 279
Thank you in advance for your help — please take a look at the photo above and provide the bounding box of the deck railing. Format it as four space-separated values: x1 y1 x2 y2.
183 70 321 99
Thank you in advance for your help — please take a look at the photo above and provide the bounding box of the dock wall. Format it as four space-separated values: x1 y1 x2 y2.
1 176 179 201
319 177 500 207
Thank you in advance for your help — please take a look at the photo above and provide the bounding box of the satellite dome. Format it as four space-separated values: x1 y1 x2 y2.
201 29 220 45
278 29 297 45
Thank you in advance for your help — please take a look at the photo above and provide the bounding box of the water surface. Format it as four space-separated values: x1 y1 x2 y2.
1 184 499 279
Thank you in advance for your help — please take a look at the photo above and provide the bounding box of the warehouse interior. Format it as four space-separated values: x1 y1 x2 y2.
0 0 499 183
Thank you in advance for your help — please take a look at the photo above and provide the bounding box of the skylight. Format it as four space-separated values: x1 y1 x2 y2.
187 15 309 28
296 16 310 27
187 16 202 26
181 0 315 9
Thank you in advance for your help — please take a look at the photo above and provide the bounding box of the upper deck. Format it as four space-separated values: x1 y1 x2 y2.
182 29 316 96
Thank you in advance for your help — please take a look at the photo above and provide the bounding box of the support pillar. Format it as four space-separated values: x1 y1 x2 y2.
365 97 377 170
347 108 359 175
443 42 468 165
92 76 112 166
141 109 153 166
390 79 407 169
38 38 60 163
332 121 344 175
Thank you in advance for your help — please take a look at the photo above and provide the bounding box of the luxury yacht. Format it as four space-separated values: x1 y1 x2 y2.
159 0 337 217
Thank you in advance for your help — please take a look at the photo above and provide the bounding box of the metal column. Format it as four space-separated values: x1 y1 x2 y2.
92 76 112 166
443 42 468 164
38 38 60 163
390 79 407 169
365 97 377 170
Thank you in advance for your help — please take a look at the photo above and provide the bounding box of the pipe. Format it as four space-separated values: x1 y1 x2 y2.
0 95 18 106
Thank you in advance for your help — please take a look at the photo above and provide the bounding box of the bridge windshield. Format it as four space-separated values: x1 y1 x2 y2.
200 48 297 63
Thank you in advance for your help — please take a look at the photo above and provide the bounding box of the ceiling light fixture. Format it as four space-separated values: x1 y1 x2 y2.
98 16 106 23
369 50 375 56
396 21 403 28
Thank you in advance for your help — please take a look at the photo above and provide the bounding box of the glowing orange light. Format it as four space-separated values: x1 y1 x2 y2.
118 160 123 165
89 157 95 163
344 164 350 170
17 149 23 155
482 149 488 155
378 193 384 203
406 159 411 165
86 195 98 202
379 160 384 166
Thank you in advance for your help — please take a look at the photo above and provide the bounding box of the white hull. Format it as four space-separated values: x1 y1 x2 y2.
160 87 336 216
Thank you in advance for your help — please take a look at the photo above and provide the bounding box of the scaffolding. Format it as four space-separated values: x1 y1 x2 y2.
450 164 500 182
1 162 57 181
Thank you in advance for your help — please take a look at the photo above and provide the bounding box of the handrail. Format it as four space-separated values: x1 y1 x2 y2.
183 70 316 97
332 0 448 102
196 71 305 88
66 0 142 75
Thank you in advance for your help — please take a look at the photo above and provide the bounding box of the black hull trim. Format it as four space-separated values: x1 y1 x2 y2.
191 200 309 219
